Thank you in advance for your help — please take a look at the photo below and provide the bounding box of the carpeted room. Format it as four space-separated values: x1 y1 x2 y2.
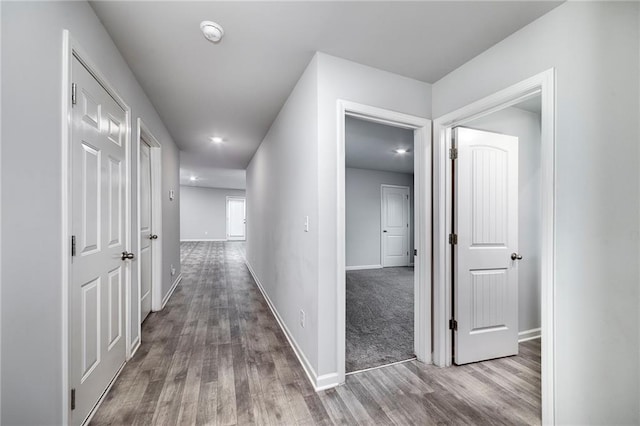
345 116 416 373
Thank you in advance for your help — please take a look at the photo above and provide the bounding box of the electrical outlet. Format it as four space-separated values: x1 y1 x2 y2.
304 216 309 232
170 264 176 276
299 309 305 328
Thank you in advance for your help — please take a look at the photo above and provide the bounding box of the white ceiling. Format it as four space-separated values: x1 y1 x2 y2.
346 116 414 174
91 1 561 188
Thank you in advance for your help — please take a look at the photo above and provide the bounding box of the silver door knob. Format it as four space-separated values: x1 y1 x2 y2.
511 253 523 260
121 251 135 260
149 234 158 240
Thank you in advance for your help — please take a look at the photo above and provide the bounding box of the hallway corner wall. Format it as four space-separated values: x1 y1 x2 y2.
245 54 321 384
315 53 431 377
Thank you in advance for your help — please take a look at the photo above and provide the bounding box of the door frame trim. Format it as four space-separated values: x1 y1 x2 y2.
226 196 246 241
61 30 133 425
136 119 163 324
337 100 431 383
432 69 556 424
380 184 411 268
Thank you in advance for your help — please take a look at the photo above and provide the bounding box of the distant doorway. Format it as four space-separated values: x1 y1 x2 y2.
226 196 246 241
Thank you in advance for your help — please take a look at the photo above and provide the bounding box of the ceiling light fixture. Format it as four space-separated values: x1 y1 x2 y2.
395 148 408 154
210 136 223 143
200 21 224 43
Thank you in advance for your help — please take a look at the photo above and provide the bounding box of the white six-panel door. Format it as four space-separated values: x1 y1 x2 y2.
70 56 127 425
381 185 410 267
453 127 519 365
139 141 152 323
227 197 246 241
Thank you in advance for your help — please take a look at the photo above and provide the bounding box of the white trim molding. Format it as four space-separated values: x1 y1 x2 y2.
161 273 183 310
337 100 432 387
244 260 331 391
432 68 555 425
345 265 382 271
519 328 542 342
181 238 228 242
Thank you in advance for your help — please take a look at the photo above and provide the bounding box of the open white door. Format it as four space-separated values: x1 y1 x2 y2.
139 140 153 323
227 197 246 241
70 56 127 425
381 185 410 267
453 127 520 365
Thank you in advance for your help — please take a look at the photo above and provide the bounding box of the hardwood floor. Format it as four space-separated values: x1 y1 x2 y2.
91 241 541 425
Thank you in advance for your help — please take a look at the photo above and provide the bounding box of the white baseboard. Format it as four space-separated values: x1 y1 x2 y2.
128 336 141 359
316 373 340 391
161 273 182 309
244 260 339 392
518 327 541 342
180 238 227 242
345 264 383 271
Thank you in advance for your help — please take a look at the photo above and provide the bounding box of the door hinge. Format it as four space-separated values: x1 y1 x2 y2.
449 319 458 331
414 249 417 256
71 235 76 256
71 83 77 106
448 233 457 245
71 388 76 410
449 147 458 160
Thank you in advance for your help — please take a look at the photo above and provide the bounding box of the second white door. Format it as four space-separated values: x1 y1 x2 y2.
227 197 246 241
453 127 520 365
139 140 153 323
381 185 410 267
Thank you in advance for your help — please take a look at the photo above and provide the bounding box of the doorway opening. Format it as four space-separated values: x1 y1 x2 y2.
337 101 431 384
226 196 246 241
136 119 162 335
433 69 555 424
345 117 416 373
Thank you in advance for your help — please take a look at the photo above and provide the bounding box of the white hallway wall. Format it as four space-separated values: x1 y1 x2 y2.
1 2 181 424
180 185 246 241
467 107 542 334
246 54 321 375
432 2 639 423
346 168 414 268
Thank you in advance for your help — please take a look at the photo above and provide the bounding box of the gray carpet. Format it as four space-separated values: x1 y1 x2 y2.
346 267 414 372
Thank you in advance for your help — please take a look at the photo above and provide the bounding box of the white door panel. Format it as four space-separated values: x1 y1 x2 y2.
227 198 246 240
139 142 152 322
454 127 519 365
71 56 127 425
382 185 410 267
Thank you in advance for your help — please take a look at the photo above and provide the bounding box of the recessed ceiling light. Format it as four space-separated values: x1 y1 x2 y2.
395 148 408 154
200 21 224 43
210 136 223 143
189 176 197 181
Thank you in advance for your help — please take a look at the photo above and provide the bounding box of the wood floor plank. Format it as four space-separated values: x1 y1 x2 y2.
91 242 542 426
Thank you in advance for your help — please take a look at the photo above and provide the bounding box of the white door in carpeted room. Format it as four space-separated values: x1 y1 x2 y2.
381 185 410 267
453 127 520 365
